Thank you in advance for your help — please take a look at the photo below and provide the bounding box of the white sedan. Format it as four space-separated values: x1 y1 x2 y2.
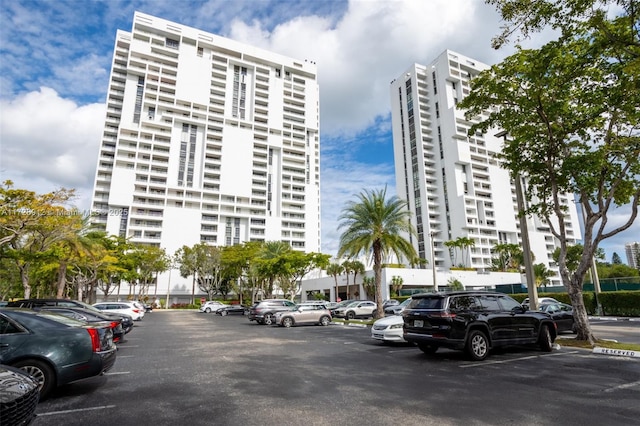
199 301 227 313
371 315 406 343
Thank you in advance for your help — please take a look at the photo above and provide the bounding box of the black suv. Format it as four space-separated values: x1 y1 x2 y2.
248 299 297 325
402 291 557 361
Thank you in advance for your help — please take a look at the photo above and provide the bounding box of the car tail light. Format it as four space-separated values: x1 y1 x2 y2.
87 328 101 352
110 321 120 329
430 312 456 318
132 309 140 313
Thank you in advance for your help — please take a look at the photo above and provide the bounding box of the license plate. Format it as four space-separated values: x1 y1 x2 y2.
414 320 423 327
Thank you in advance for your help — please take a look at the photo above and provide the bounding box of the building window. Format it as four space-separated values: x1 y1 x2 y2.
178 124 197 187
166 38 179 49
133 76 144 124
197 46 203 57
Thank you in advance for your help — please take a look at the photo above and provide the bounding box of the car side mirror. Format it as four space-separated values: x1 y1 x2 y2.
512 306 526 314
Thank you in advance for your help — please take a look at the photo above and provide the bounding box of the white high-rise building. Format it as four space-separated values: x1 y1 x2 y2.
625 242 640 269
91 12 320 294
389 50 581 284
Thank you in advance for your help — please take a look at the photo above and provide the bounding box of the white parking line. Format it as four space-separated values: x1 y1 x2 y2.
459 350 580 368
36 405 117 416
603 380 640 393
105 371 130 375
115 345 139 348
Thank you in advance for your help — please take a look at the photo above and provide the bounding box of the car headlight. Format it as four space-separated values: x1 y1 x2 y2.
390 323 403 329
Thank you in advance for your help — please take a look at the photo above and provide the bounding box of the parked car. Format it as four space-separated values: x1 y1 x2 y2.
403 291 557 361
323 302 340 310
273 304 332 327
0 364 40 426
538 302 576 333
248 299 298 325
333 301 378 319
215 304 248 316
7 298 135 330
371 315 407 344
39 306 127 343
93 301 145 321
329 300 356 315
521 297 559 310
384 298 412 316
0 308 117 399
382 299 400 309
200 301 227 313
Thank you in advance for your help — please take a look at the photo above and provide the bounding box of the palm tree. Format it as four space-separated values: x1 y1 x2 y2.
458 237 476 268
341 260 353 298
326 263 344 302
337 187 417 318
533 263 554 289
350 260 365 298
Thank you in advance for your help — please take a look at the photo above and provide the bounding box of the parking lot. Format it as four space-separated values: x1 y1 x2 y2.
33 311 640 426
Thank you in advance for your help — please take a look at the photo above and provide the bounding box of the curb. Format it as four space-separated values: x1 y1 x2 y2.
592 347 640 358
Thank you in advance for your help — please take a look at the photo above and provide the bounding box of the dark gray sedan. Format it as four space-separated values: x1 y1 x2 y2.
0 308 117 399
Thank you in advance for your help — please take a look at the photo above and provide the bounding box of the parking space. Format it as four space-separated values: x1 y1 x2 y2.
33 311 640 426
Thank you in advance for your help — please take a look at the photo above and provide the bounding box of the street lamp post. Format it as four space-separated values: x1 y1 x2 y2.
165 264 173 309
430 231 437 291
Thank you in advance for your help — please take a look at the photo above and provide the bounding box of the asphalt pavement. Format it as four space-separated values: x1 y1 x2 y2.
33 311 640 426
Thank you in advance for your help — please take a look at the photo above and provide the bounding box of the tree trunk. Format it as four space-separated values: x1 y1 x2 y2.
373 244 384 318
21 267 31 299
567 275 596 344
56 262 67 298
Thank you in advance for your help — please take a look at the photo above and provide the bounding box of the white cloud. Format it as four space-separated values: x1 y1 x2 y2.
0 87 104 211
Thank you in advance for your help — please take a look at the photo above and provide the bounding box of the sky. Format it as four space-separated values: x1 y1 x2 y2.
0 0 637 263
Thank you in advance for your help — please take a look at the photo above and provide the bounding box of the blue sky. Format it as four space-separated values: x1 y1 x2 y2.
1 0 637 263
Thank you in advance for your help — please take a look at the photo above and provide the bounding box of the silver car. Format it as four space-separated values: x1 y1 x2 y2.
273 304 332 327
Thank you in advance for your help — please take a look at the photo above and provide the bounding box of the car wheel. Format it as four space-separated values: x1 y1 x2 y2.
346 311 355 320
282 317 294 328
539 324 554 352
418 344 438 355
466 329 490 361
319 315 331 326
205 308 211 313
13 359 55 399
263 313 274 325
221 310 228 316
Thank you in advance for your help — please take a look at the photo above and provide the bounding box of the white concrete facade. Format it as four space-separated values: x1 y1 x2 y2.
299 267 524 303
90 12 320 297
389 50 581 285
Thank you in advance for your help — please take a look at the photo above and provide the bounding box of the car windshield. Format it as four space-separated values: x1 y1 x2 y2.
399 298 412 307
35 311 88 327
407 297 444 310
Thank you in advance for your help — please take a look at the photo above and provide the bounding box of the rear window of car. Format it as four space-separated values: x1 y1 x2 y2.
407 297 444 310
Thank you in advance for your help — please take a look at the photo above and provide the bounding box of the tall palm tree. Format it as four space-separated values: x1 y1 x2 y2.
350 260 365 298
458 237 476 268
325 263 344 302
337 187 417 318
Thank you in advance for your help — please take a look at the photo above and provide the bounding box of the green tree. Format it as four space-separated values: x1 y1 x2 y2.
458 237 476 268
390 275 404 297
611 252 622 265
362 276 375 300
491 243 523 271
0 181 78 298
326 262 344 302
447 277 464 291
533 263 554 289
444 239 460 266
257 241 292 299
461 4 639 344
337 187 417 318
